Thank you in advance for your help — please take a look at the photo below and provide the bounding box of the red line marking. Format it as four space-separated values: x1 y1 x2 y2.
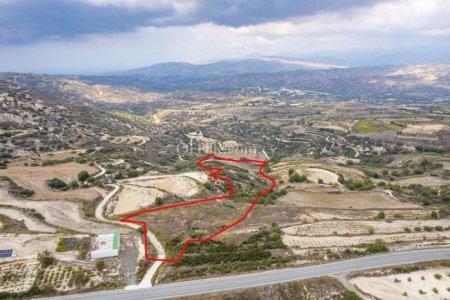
120 153 276 263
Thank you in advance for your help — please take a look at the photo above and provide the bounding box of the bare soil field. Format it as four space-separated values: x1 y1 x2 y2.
391 176 449 187
24 149 85 163
305 168 340 185
283 219 450 237
101 134 149 145
402 123 449 135
0 188 121 234
113 185 166 215
0 207 56 232
130 176 201 198
271 161 364 182
351 267 450 300
283 231 450 250
0 162 100 201
0 234 82 261
279 190 419 209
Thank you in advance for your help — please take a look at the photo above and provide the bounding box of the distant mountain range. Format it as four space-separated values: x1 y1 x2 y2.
115 56 347 77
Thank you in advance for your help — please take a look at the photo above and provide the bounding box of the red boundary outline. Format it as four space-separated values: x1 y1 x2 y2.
120 153 276 263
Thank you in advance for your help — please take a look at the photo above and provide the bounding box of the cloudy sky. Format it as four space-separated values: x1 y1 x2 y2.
0 0 449 73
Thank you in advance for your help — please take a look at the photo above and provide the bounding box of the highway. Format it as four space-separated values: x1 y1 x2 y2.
48 248 450 300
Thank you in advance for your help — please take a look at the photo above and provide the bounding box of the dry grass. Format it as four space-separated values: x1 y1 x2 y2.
0 162 100 201
113 185 166 215
351 267 450 300
279 190 419 209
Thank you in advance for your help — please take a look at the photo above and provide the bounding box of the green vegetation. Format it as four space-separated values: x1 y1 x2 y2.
343 291 363 300
353 119 403 134
47 178 68 191
165 223 293 281
0 176 34 197
37 251 55 268
42 157 74 166
155 197 164 206
95 260 106 271
339 175 374 191
366 239 389 254
289 172 307 183
55 237 66 252
78 170 90 181
375 211 386 220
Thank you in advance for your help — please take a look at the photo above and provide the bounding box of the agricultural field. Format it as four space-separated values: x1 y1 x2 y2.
352 119 403 134
351 267 450 299
0 162 100 201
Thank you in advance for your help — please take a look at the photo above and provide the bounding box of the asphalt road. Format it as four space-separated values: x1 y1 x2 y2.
48 248 450 300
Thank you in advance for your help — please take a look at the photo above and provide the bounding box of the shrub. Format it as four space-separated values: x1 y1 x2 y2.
55 237 66 252
37 251 55 268
423 226 433 232
366 239 389 254
289 172 307 183
69 180 79 189
47 178 68 191
343 291 362 300
155 197 163 206
434 274 442 280
78 170 90 182
430 211 439 219
375 211 385 220
95 260 106 271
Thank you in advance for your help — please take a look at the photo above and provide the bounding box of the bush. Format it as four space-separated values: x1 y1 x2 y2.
366 239 389 254
96 260 106 271
37 251 55 268
343 291 362 300
78 170 90 181
431 211 439 219
155 197 163 206
69 180 79 189
55 237 66 252
375 211 385 220
47 178 68 191
289 172 307 183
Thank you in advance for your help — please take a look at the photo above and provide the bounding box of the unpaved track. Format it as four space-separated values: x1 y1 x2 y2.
0 207 57 233
93 164 106 178
0 189 119 234
96 184 166 288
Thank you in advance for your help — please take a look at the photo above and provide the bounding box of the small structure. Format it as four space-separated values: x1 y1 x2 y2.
91 230 120 259
0 249 13 259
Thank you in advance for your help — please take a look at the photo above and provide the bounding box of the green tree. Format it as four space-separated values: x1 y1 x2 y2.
78 170 90 182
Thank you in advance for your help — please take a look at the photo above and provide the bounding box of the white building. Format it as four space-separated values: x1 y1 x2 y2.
91 230 120 259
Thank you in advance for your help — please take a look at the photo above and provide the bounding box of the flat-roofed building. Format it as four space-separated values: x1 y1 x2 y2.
91 230 120 259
